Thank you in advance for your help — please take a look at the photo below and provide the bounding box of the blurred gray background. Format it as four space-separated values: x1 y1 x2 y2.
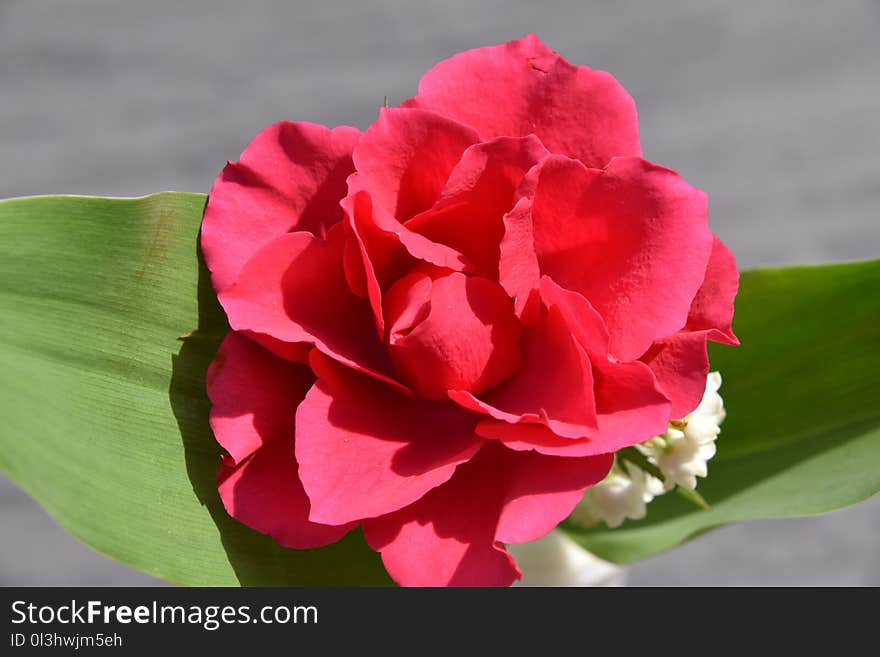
1 0 878 585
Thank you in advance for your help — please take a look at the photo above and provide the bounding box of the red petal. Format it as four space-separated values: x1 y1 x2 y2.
404 34 640 167
685 236 740 345
530 155 714 361
494 448 613 544
352 108 478 221
406 136 549 279
540 277 672 448
637 239 739 419
498 196 542 324
342 187 468 336
592 359 673 448
449 303 597 439
363 443 611 586
474 420 594 456
295 352 485 526
218 438 355 549
477 356 670 456
362 458 520 586
641 332 710 419
386 271 523 401
202 121 359 292
206 332 314 464
474 280 670 455
218 224 406 393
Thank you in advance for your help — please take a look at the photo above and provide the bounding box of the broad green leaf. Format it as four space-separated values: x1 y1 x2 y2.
562 259 880 563
0 194 391 586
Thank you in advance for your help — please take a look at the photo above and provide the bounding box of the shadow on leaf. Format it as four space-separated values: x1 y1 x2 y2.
168 247 391 586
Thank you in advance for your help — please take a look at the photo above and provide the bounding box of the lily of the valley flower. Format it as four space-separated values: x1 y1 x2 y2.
571 372 725 528
569 460 664 528
647 371 725 491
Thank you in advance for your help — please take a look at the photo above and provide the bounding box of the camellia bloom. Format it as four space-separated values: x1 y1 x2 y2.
201 34 739 586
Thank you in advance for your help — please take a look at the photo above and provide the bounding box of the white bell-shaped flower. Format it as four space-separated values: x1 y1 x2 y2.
569 372 727 529
650 371 725 490
569 461 664 529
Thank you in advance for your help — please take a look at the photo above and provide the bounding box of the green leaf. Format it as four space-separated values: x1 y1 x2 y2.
617 446 664 482
562 259 880 563
0 194 391 586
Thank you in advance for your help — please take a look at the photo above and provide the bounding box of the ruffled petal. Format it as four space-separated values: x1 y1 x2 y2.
202 121 359 291
362 453 520 587
295 352 485 526
477 355 670 456
385 271 523 401
637 239 739 419
685 235 740 345
449 303 597 439
342 187 468 335
217 223 406 392
206 331 314 463
363 443 611 586
218 439 355 549
530 155 714 361
475 279 670 455
494 448 613 544
474 420 595 456
405 136 549 278
498 196 541 324
540 277 672 448
403 34 640 167
352 108 479 221
641 332 710 420
208 333 354 549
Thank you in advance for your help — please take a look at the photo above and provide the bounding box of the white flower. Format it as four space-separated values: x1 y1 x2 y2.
647 371 725 490
569 372 727 528
569 461 664 529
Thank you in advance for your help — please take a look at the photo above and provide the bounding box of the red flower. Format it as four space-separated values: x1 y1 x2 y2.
201 35 738 586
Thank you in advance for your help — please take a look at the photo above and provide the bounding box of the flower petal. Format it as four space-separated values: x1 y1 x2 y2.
202 121 359 292
475 279 670 455
386 271 523 401
403 34 640 167
494 448 613 544
362 452 520 587
218 224 405 392
295 352 485 526
342 187 469 335
591 359 673 448
206 331 314 464
641 332 710 420
352 108 479 221
540 277 672 448
363 443 611 586
685 235 740 345
498 197 541 325
405 136 549 279
636 238 739 419
449 303 597 439
208 333 354 549
530 155 714 361
218 438 355 550
476 357 670 456
475 420 594 456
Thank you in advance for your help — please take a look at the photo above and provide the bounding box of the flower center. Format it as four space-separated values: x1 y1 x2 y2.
383 270 523 401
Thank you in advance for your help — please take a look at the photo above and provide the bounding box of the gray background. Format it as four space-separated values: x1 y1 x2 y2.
1 0 878 585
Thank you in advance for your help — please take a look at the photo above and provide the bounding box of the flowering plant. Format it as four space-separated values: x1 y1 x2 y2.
201 35 737 586
0 36 877 587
